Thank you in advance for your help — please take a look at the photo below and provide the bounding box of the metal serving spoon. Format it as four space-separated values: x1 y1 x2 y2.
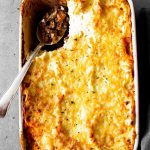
0 6 68 118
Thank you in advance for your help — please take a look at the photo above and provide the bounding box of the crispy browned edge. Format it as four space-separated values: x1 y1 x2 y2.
19 0 136 149
20 2 25 150
20 1 34 149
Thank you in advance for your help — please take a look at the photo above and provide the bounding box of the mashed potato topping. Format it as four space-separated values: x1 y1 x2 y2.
23 0 135 149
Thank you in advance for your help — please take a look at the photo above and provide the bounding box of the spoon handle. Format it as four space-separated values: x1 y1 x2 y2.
0 43 44 118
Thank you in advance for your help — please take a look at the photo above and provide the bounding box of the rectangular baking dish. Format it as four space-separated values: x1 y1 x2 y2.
19 0 139 149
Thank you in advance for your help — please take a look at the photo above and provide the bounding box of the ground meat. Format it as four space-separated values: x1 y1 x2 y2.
38 6 69 44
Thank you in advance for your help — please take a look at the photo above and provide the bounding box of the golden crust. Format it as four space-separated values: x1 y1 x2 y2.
22 0 136 149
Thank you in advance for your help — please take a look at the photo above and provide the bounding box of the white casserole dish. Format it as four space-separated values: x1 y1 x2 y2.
19 0 139 149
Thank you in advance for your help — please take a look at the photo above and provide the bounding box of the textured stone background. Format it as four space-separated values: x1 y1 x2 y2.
0 0 150 149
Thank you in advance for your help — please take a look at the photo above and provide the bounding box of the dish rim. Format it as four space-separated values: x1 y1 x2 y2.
18 0 139 149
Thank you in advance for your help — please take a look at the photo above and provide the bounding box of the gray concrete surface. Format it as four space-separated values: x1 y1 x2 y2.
0 0 21 150
0 0 149 150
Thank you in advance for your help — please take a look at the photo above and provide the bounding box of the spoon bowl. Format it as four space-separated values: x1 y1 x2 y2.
37 6 68 45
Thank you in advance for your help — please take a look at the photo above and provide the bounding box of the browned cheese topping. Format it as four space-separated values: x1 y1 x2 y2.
23 0 136 149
